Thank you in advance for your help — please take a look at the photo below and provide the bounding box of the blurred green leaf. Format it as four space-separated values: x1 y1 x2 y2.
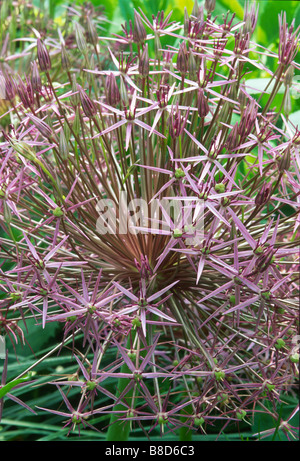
0 375 31 399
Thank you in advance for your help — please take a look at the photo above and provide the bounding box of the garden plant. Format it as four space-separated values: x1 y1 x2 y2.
0 0 299 442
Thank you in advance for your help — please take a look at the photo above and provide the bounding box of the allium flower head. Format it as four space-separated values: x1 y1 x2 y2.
0 0 298 443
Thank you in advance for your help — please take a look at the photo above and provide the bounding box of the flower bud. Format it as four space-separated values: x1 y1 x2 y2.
283 65 294 87
53 206 64 217
226 122 239 150
255 182 271 206
173 228 183 238
204 0 216 14
17 76 34 109
154 32 162 60
188 52 197 79
243 1 259 35
197 88 209 118
278 146 291 172
3 73 16 101
184 8 189 35
192 0 200 18
71 74 80 106
31 61 41 93
72 107 80 135
132 317 142 328
214 370 225 381
168 104 189 138
120 77 129 106
87 16 98 47
175 168 185 179
59 129 69 160
64 122 70 143
37 39 51 72
283 90 291 116
3 201 12 224
106 73 120 107
78 85 97 118
133 10 147 44
10 140 37 162
177 42 189 75
255 246 276 273
138 44 149 78
28 114 56 141
61 44 70 71
74 21 87 55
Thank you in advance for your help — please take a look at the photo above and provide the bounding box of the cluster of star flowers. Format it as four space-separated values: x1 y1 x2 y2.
0 0 299 440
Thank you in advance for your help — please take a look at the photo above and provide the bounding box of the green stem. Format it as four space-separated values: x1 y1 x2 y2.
179 404 193 441
106 333 135 441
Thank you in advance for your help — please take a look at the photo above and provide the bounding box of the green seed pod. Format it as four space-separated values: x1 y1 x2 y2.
221 196 230 207
261 291 271 300
236 409 246 420
71 74 80 106
132 317 141 328
52 206 64 217
86 380 97 391
128 350 136 360
173 228 183 238
254 245 264 255
68 316 77 322
9 291 22 302
158 413 168 425
266 383 275 392
215 183 225 193
229 295 236 305
218 393 229 404
214 370 225 381
290 353 299 364
194 416 205 427
88 304 97 314
275 338 285 350
175 168 185 179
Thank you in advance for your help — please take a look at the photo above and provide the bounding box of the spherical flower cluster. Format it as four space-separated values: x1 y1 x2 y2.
0 0 299 441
